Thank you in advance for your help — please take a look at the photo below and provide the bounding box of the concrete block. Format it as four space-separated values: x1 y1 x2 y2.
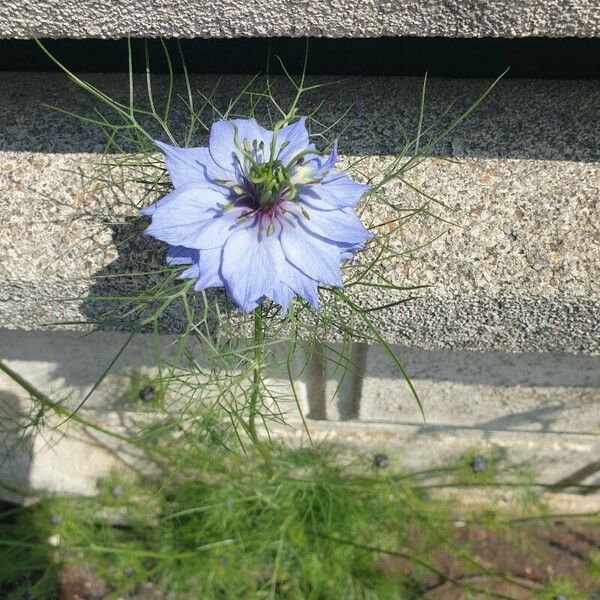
1 0 598 39
0 73 598 353
1 330 598 499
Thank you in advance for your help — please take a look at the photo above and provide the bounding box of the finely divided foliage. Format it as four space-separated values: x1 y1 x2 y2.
144 118 373 313
25 39 503 449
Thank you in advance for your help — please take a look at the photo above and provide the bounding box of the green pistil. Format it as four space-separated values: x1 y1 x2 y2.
230 123 326 209
247 158 295 207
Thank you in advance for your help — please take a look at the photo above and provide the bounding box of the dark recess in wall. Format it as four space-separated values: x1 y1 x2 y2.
0 37 598 78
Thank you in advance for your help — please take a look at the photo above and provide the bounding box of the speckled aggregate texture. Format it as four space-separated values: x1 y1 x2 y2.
1 73 599 353
1 0 599 38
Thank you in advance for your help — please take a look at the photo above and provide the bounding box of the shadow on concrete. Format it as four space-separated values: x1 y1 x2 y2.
1 72 598 161
0 391 35 502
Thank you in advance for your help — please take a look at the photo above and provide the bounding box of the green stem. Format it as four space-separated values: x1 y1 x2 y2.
248 304 264 444
0 360 131 444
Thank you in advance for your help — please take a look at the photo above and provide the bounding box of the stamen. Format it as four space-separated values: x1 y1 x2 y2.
237 213 253 223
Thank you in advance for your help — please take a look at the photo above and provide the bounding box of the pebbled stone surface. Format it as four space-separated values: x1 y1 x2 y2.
0 73 599 353
1 0 599 39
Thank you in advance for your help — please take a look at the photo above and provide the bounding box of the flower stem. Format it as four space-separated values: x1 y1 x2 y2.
248 304 264 445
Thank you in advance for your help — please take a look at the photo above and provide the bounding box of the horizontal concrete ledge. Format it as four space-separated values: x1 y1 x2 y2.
1 73 599 353
1 330 599 498
1 1 599 39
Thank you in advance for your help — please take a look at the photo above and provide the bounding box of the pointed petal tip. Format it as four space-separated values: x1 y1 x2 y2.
154 139 174 154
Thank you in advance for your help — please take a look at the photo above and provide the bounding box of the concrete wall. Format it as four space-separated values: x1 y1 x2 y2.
1 329 599 499
1 3 599 504
1 0 599 39
1 73 598 353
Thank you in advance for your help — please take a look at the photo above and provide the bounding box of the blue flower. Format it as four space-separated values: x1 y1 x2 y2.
142 118 373 313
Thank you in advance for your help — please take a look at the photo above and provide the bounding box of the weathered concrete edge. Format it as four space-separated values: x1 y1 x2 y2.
1 74 599 354
2 280 599 354
1 0 599 39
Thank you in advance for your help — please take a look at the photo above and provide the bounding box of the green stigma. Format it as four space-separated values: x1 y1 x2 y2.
246 158 296 207
231 123 323 209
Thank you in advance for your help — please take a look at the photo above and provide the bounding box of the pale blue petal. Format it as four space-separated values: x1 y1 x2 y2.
300 172 369 209
155 140 232 188
221 225 286 312
194 247 226 290
276 259 320 309
179 263 200 279
339 241 365 260
278 220 342 287
276 118 311 164
166 245 197 266
209 119 271 172
144 184 242 249
269 282 295 313
311 141 337 178
142 183 218 220
286 202 373 246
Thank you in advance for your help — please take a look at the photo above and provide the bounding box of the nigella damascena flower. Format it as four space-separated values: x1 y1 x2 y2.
142 118 373 313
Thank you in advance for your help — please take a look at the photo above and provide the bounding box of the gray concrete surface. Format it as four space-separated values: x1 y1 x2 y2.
1 73 598 353
1 0 598 39
1 330 598 498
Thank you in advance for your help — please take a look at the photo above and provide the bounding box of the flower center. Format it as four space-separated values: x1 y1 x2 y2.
246 159 295 209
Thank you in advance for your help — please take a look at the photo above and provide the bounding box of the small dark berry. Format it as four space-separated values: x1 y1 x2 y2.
373 454 390 469
50 514 63 525
470 456 487 473
123 566 135 578
138 385 156 403
111 484 124 498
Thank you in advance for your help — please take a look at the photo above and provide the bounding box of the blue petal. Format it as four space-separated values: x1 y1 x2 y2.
175 247 225 290
194 247 226 291
166 245 198 266
317 141 338 176
286 202 374 246
179 263 200 279
322 171 370 205
276 259 320 309
209 119 272 172
291 141 337 185
300 173 369 209
144 183 242 250
155 141 232 188
221 225 286 313
270 282 296 313
278 220 342 287
339 241 365 260
276 118 311 164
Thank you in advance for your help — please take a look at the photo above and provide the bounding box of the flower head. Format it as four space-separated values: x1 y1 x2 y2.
143 118 373 313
